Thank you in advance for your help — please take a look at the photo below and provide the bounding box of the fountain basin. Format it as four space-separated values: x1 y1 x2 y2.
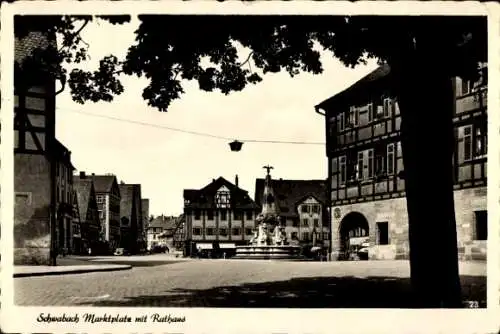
233 245 304 260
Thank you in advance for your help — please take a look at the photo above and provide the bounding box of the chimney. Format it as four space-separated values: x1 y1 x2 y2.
235 174 239 188
120 181 125 185
79 171 86 179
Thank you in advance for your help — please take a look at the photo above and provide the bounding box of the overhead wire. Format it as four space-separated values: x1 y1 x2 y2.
55 106 326 146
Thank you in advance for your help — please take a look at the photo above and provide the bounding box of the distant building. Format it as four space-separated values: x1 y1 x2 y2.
173 214 186 250
91 174 121 250
73 173 101 253
53 140 76 255
146 215 177 251
141 198 150 249
119 182 143 253
316 63 487 261
254 178 329 247
69 189 82 254
183 176 260 257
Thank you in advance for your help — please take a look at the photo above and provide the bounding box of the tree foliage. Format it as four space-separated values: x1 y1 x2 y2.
15 15 486 111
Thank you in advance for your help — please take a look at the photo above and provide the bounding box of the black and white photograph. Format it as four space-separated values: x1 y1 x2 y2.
1 1 499 333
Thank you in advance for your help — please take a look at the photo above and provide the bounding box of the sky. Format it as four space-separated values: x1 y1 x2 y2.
55 17 378 217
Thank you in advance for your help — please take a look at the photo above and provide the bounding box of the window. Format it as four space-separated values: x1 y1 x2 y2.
323 232 330 240
313 219 320 227
232 228 241 236
302 218 309 227
464 125 472 161
348 106 359 127
474 210 487 240
368 149 374 178
387 144 395 175
193 228 202 236
357 152 364 180
368 103 374 123
220 210 227 221
339 112 345 131
312 205 320 214
234 210 243 220
339 156 347 185
291 232 298 240
219 228 228 237
206 228 215 236
246 211 253 220
207 210 214 220
245 228 253 236
194 210 201 220
462 123 487 162
292 219 299 227
474 123 487 158
301 205 309 213
96 195 105 204
383 98 392 117
377 222 389 245
302 232 310 241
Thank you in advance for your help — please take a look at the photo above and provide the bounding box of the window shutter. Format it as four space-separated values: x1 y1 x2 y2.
457 126 465 163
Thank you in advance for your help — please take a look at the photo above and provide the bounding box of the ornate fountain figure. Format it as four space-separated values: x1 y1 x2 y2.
235 165 301 259
250 165 287 246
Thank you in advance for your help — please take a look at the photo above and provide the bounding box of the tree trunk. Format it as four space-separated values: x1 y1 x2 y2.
390 56 462 307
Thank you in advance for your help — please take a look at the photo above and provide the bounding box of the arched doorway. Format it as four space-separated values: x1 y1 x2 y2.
339 212 369 260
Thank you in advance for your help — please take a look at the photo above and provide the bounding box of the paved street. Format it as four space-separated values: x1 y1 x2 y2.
15 256 486 308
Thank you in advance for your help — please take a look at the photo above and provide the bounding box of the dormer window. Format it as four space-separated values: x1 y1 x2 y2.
215 185 231 208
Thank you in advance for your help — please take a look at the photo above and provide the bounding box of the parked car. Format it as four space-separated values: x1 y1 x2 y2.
150 245 169 254
113 248 130 256
357 241 370 260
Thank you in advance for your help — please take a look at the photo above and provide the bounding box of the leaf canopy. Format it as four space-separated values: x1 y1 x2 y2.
14 15 486 111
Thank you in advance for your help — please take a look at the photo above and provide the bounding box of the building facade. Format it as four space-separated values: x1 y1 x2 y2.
183 176 260 257
91 174 121 250
254 179 329 247
53 140 76 255
73 173 101 253
146 215 177 251
317 63 487 261
119 182 143 253
13 18 59 264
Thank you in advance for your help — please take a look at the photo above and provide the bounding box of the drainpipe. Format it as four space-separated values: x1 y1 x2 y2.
315 105 332 260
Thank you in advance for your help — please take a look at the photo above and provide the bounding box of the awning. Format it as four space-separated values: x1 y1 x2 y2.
349 237 369 246
219 243 236 249
196 243 213 250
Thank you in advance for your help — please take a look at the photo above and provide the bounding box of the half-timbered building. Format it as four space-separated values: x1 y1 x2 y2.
183 176 260 257
316 63 487 261
13 17 60 264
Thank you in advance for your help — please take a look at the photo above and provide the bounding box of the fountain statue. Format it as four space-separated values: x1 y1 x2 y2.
234 166 302 260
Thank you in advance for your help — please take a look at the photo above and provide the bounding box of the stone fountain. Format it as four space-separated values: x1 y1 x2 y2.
234 166 302 260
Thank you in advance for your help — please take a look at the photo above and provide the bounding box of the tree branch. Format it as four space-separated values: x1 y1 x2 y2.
240 51 254 68
58 17 91 52
55 76 66 95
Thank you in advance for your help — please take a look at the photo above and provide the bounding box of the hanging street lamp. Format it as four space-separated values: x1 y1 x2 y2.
229 140 243 152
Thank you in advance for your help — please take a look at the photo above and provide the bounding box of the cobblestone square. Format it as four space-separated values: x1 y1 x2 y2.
14 257 486 308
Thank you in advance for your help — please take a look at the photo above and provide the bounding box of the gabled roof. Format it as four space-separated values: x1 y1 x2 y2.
92 175 117 194
119 183 141 218
183 177 259 210
254 179 327 218
73 177 94 223
53 139 75 170
148 215 177 230
315 64 392 113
